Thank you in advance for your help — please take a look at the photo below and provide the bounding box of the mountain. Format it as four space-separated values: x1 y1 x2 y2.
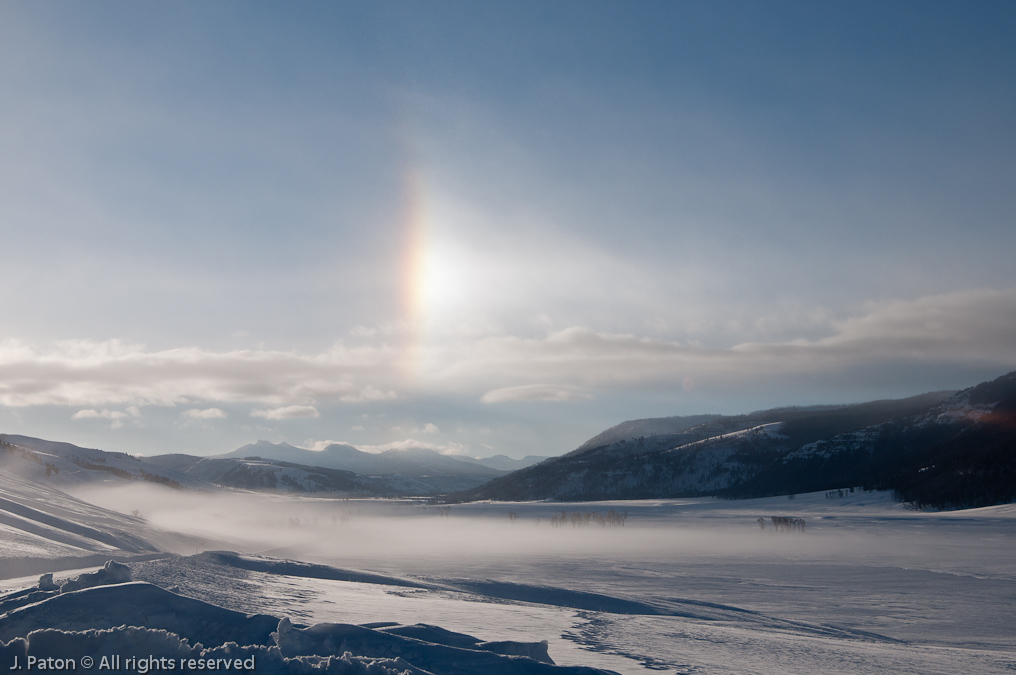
0 435 210 491
145 456 400 496
447 387 979 504
733 372 1016 509
218 440 355 467
143 441 507 495
214 440 507 487
0 435 425 498
0 433 508 497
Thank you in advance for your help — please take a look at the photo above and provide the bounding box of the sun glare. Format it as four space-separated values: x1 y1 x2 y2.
403 173 486 338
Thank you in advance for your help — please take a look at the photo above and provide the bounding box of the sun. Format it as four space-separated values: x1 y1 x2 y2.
403 172 483 336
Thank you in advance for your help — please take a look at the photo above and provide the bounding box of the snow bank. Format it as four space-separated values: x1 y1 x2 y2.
60 559 132 592
0 562 619 675
0 626 429 674
0 581 279 647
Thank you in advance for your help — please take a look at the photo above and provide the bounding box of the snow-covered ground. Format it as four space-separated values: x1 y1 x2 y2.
3 484 1014 674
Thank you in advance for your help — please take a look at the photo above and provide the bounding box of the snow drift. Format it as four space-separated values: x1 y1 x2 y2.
0 561 618 675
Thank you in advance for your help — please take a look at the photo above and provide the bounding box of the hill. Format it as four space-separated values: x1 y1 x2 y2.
0 447 201 578
445 378 1016 507
207 439 509 492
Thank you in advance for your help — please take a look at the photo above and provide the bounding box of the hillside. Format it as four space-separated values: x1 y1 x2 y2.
733 372 1016 508
446 380 1015 506
0 435 208 491
0 455 201 578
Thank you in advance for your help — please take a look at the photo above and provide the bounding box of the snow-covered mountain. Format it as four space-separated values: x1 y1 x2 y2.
0 434 500 498
148 456 402 496
217 440 508 481
150 439 511 493
751 371 1016 508
141 443 507 495
448 385 984 504
457 454 549 472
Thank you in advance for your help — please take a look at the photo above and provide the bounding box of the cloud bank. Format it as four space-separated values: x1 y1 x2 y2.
0 341 399 407
71 406 140 429
0 289 1013 412
182 408 227 420
252 405 321 420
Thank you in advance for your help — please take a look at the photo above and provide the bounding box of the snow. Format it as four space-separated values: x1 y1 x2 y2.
0 467 201 567
675 421 787 445
575 415 723 451
0 575 612 673
785 427 880 461
914 389 998 427
1 481 1015 674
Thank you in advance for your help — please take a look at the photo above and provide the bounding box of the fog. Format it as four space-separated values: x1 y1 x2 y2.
64 483 1008 583
23 483 1016 674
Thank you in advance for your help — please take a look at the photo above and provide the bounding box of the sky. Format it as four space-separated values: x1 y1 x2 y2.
1 1 1015 458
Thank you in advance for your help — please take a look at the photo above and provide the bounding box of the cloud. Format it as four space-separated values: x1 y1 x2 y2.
448 289 1016 391
357 438 469 456
306 439 349 452
251 405 320 420
481 384 592 403
72 409 126 421
339 385 399 403
0 340 399 407
181 407 227 420
1 289 1014 412
422 422 440 433
71 407 139 429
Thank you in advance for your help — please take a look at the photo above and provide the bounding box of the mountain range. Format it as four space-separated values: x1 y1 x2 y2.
218 440 540 478
0 435 547 497
3 370 1014 509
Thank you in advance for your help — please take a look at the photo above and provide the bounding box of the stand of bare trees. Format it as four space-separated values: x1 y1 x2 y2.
549 508 628 528
765 515 806 532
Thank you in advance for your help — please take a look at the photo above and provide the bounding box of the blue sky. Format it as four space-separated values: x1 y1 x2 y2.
1 1 1015 458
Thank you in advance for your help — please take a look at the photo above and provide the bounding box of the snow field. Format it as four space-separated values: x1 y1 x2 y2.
3 485 1015 674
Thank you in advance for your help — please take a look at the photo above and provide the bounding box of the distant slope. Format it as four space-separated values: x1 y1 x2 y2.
0 435 412 498
730 372 1016 509
220 440 506 480
0 435 210 491
448 388 964 504
146 446 501 496
208 439 507 493
144 453 453 496
168 457 399 496
0 458 202 578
